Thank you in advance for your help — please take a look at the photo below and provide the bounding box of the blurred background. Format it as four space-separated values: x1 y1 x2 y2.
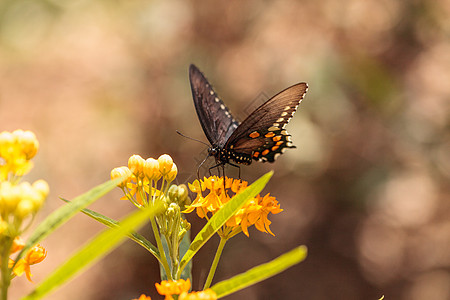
1 0 449 299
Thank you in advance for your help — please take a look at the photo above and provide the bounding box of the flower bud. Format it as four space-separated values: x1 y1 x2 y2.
158 154 173 176
14 130 39 160
144 158 161 180
25 244 47 265
32 180 49 199
0 131 14 159
165 163 177 182
111 166 132 188
128 155 145 178
20 182 44 212
177 184 189 204
1 182 21 213
15 198 34 219
168 184 179 203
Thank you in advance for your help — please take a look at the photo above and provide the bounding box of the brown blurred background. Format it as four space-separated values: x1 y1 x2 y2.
1 0 449 299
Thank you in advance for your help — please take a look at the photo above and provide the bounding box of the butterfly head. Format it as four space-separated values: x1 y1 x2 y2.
207 147 218 158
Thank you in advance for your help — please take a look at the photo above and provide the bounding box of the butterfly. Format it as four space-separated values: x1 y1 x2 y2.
189 64 308 177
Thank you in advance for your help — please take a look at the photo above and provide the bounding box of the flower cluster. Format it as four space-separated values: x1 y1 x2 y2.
132 278 217 300
186 176 283 238
0 130 49 233
0 130 48 285
0 130 39 181
111 154 180 208
112 154 191 280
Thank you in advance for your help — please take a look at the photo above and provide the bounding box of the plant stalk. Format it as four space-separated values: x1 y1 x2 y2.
203 237 227 290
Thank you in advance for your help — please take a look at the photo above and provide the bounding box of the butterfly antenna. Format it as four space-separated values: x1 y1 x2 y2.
176 130 210 147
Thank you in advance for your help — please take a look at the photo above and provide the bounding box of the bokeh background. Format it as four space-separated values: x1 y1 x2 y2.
1 0 449 299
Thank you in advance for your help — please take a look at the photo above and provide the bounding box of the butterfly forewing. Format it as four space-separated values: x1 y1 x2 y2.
225 83 308 162
189 65 239 146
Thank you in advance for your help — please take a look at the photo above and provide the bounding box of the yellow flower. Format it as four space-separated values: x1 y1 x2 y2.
132 294 151 300
165 163 178 182
13 129 39 160
179 289 217 300
113 155 179 209
144 158 161 180
186 176 282 238
10 244 47 282
0 130 38 178
155 278 191 299
128 155 145 178
158 154 173 176
111 166 133 188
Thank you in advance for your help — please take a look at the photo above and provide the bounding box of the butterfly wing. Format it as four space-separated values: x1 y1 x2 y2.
189 64 239 147
225 82 308 162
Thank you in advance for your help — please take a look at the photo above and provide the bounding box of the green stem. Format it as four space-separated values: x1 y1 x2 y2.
0 237 14 300
203 237 227 290
150 218 172 280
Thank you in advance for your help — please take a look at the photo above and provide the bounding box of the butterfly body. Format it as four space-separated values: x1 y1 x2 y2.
189 64 307 175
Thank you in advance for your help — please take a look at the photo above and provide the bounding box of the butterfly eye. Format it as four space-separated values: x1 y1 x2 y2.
208 148 217 156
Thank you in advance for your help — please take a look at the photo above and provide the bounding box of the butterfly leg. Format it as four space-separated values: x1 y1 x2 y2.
197 155 210 180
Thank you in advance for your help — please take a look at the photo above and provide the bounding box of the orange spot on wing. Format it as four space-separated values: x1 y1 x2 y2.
253 152 260 158
265 132 275 138
262 149 270 156
249 131 260 138
272 136 282 142
271 146 279 151
276 141 283 146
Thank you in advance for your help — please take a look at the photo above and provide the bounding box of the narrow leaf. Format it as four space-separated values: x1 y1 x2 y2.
15 178 123 264
22 202 163 300
211 245 308 298
74 203 159 260
179 171 273 272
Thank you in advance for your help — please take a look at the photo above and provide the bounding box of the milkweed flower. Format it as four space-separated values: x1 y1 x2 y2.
0 130 39 180
186 176 282 238
155 278 191 299
9 243 47 282
179 289 217 300
112 154 191 280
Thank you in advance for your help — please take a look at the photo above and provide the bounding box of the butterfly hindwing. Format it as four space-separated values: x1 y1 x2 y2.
225 83 308 162
189 65 239 146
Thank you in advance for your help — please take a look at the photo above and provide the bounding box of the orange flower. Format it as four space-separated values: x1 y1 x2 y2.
179 289 217 300
186 176 282 238
155 278 191 299
11 236 25 253
10 244 47 282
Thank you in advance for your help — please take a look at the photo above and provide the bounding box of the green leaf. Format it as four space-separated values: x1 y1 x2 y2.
211 245 308 298
21 202 163 300
179 171 273 273
69 201 160 260
14 178 123 265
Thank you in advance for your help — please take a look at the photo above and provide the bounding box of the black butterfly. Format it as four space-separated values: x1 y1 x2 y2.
189 64 308 177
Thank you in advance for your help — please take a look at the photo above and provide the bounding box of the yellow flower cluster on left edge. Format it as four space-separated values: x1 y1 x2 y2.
0 130 49 229
0 130 48 282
